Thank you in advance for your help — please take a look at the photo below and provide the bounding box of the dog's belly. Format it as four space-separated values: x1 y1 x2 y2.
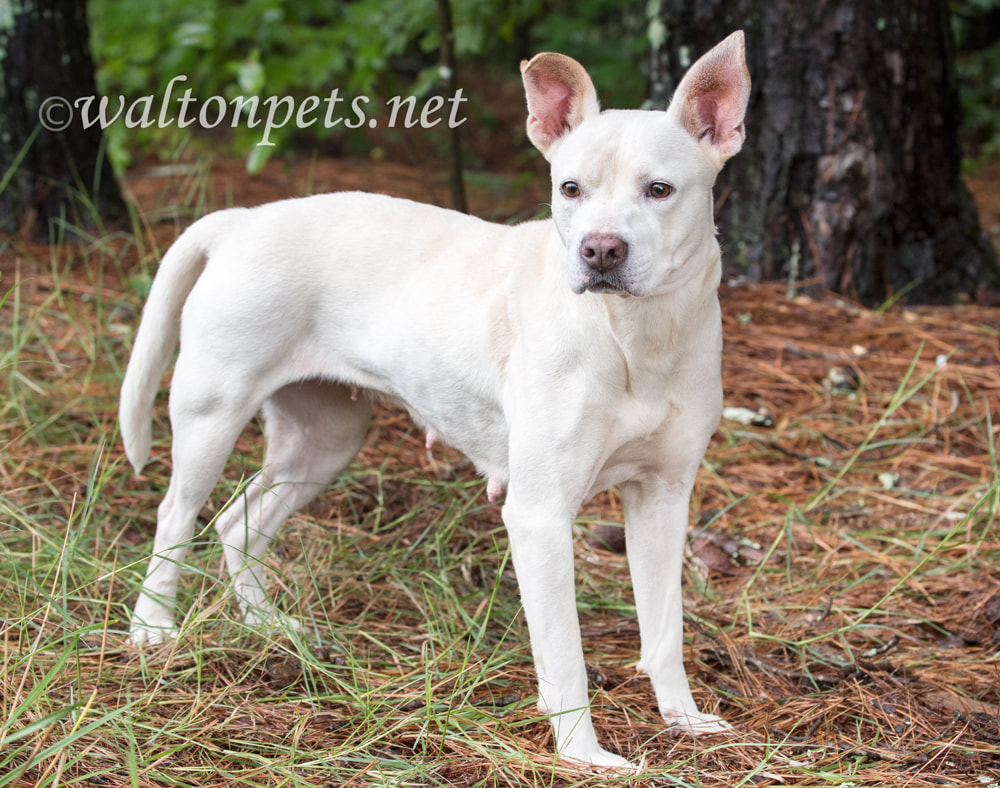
306 311 514 488
388 387 510 484
354 336 511 481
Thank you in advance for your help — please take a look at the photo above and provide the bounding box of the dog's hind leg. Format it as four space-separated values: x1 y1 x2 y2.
130 375 261 646
212 380 371 632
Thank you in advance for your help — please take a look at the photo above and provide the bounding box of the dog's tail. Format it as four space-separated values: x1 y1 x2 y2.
119 210 235 474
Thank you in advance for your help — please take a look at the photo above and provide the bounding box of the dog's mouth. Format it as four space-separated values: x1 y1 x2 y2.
586 280 626 294
581 270 635 296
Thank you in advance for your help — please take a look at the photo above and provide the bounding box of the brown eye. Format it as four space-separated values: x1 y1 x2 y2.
649 181 673 199
561 180 581 198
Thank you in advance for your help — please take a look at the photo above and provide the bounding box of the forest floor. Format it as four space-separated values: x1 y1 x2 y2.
1 148 998 787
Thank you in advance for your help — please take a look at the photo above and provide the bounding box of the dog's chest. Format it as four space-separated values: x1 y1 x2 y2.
588 394 680 489
589 346 723 495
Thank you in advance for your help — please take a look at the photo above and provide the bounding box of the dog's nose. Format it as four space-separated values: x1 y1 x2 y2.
579 232 628 272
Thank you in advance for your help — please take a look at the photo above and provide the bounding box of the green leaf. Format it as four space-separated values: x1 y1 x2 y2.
246 143 274 175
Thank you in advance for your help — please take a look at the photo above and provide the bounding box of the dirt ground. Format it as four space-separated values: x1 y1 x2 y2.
2 145 999 785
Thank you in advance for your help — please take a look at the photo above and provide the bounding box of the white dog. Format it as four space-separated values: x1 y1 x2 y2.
120 32 750 770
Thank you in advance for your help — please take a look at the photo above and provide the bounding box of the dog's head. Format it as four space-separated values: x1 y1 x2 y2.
521 32 750 297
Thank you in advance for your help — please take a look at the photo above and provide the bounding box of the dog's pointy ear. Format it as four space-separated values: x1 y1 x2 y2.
520 52 600 161
669 30 751 168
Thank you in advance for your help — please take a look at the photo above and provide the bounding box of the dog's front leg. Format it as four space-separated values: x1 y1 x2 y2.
502 492 631 771
621 476 730 734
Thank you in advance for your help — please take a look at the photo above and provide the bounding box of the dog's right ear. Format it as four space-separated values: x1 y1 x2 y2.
521 53 600 161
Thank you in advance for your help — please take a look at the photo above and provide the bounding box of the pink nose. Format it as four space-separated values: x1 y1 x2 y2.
579 232 628 272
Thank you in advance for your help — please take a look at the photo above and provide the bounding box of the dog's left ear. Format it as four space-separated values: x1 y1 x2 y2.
521 52 600 161
669 30 751 169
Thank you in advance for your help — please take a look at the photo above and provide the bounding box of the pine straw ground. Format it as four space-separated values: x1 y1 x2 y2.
2 182 1000 787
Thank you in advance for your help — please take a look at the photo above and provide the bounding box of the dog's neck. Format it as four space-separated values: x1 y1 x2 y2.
562 226 722 334
530 226 722 397
605 253 721 380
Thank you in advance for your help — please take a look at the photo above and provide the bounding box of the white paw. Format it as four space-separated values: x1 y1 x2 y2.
130 596 179 646
559 747 636 774
129 621 178 647
243 608 303 635
663 708 733 735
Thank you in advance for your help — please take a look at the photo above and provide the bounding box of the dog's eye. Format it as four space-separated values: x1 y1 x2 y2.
560 180 581 199
648 181 673 199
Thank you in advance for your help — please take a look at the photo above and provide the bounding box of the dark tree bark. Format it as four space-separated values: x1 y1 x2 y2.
436 0 467 214
649 0 998 305
0 0 125 237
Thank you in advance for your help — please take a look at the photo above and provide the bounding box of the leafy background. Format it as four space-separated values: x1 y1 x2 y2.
88 0 649 173
953 0 1000 162
87 0 1000 174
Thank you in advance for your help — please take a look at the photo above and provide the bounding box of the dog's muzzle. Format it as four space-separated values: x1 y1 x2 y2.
579 232 630 293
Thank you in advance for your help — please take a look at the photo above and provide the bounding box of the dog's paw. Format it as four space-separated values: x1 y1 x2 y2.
129 622 178 647
662 708 733 736
558 746 636 774
130 596 179 647
243 608 303 635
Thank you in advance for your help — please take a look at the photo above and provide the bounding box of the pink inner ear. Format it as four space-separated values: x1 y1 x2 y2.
696 93 741 142
694 94 720 140
527 75 574 144
684 58 749 156
676 33 750 161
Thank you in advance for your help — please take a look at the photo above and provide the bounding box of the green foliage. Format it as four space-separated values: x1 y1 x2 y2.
952 0 1000 162
78 0 1000 173
87 0 647 172
528 0 647 107
90 0 415 170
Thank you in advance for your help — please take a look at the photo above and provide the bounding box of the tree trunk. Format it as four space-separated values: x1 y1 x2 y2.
0 0 125 238
650 0 999 305
437 0 467 214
